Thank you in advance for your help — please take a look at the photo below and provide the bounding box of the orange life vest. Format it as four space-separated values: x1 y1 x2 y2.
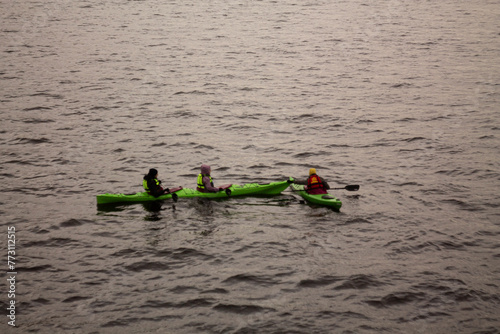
307 174 324 189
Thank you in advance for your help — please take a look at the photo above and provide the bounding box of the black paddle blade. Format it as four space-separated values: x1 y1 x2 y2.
225 188 232 196
345 185 360 191
172 193 178 202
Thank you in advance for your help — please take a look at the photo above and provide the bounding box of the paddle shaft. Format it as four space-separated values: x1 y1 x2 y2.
332 185 360 191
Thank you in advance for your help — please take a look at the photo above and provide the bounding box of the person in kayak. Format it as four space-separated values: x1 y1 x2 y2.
143 168 170 197
197 164 225 193
305 168 330 195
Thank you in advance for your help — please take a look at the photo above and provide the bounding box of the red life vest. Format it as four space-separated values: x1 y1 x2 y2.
307 174 324 190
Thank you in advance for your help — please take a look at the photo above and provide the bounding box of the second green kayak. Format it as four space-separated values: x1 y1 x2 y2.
290 184 342 211
97 178 294 205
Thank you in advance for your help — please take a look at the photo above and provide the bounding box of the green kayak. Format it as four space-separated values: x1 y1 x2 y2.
290 183 342 211
96 178 294 205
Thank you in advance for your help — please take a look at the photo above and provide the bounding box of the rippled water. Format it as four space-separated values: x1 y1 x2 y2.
1 0 500 333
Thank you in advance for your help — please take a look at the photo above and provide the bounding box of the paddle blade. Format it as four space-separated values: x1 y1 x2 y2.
344 185 359 191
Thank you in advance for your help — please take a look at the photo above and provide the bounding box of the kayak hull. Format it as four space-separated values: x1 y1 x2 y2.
290 184 342 211
96 188 182 205
97 178 294 205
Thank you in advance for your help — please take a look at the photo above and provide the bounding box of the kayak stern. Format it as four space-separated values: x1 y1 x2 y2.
290 183 342 211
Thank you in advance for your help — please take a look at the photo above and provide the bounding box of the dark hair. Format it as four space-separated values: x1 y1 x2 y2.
144 168 158 180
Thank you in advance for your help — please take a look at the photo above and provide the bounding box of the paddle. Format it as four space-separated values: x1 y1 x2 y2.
164 187 183 202
218 184 232 196
332 185 360 191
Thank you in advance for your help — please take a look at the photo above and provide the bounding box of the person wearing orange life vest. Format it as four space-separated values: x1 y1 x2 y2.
306 168 330 195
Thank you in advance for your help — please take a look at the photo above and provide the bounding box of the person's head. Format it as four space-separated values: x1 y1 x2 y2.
309 168 317 176
147 168 158 178
201 164 211 175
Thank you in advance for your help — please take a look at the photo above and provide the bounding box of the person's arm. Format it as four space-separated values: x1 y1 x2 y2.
321 177 330 189
294 178 308 185
148 179 165 197
203 176 220 192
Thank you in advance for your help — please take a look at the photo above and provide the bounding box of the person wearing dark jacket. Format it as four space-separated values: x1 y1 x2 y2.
305 168 330 195
143 168 170 197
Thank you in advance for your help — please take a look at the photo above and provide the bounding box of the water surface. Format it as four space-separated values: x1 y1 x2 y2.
1 0 499 333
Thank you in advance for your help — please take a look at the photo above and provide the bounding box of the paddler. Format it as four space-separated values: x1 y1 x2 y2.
197 164 225 193
305 168 330 195
143 168 171 197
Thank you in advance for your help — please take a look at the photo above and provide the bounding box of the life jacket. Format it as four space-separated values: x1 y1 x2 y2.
197 174 213 191
307 174 325 190
143 178 161 193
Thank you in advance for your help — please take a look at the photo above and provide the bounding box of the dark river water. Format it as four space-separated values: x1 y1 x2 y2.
1 0 500 333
